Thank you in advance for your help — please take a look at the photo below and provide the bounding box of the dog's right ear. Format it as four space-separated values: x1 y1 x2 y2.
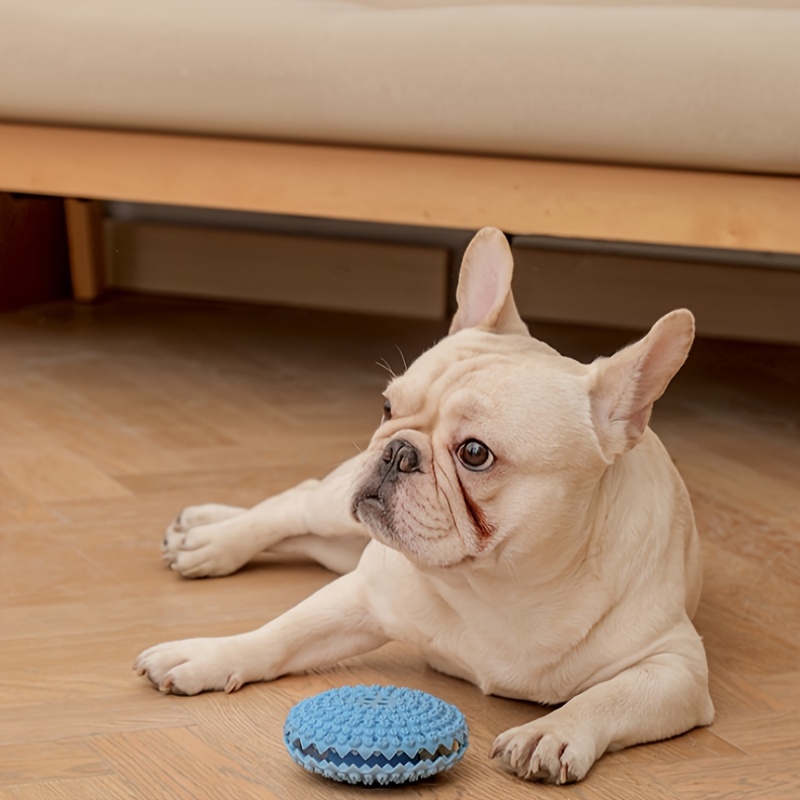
449 228 529 336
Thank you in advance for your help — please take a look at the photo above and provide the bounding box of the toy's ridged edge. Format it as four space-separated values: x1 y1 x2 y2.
282 726 468 762
285 740 467 785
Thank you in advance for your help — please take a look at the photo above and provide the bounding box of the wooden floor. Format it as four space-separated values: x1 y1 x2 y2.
0 294 798 800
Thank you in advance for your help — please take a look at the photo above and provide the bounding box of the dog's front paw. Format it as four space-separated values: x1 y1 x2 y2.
162 505 248 579
489 715 599 784
134 637 247 695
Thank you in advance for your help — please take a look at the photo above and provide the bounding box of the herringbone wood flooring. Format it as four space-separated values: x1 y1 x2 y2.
0 295 798 799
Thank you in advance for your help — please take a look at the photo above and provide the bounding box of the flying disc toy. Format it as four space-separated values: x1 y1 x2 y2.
283 684 469 785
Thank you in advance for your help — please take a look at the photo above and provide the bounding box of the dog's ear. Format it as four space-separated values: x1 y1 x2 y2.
449 227 529 335
589 309 695 459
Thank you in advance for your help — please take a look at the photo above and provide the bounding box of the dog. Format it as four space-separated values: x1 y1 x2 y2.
135 227 714 784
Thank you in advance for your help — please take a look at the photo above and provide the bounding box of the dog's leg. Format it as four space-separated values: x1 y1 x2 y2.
134 570 387 695
268 533 372 575
490 621 714 784
165 456 369 579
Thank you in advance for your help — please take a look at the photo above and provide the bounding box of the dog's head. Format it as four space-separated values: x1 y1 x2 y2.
351 228 694 570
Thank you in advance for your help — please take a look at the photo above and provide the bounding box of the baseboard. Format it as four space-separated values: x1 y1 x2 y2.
103 216 800 344
106 221 449 319
512 243 800 344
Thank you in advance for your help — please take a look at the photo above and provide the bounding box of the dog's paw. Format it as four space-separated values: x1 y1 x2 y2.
489 715 599 784
134 637 247 695
162 505 248 579
162 513 190 567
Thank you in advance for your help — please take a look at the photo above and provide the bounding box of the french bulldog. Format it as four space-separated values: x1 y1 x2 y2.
135 227 714 784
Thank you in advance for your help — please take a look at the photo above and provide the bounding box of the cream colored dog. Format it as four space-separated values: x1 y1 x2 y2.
135 227 714 784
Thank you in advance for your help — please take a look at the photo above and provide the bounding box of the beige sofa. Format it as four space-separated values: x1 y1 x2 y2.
1 0 798 322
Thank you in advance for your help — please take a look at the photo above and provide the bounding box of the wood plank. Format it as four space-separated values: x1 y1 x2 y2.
0 473 59 526
0 741 109 786
710 712 800 755
0 775 140 800
89 728 280 800
758 672 800 712
650 750 800 800
0 123 798 253
0 444 129 503
0 695 195 747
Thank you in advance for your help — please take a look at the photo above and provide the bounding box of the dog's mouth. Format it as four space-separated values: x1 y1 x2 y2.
351 491 383 521
352 490 405 550
352 492 388 528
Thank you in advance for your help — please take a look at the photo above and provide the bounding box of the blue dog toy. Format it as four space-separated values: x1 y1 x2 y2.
284 685 469 785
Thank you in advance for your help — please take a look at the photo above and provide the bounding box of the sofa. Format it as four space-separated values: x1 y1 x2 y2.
0 0 798 332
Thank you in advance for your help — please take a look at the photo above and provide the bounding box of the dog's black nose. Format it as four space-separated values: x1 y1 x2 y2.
382 439 421 474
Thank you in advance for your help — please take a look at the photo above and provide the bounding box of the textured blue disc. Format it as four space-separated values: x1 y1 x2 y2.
284 685 469 785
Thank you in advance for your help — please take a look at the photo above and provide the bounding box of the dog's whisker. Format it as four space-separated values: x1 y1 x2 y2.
376 358 396 378
395 344 409 373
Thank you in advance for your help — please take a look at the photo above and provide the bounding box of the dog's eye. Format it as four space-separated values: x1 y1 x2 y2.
457 439 494 471
382 399 392 422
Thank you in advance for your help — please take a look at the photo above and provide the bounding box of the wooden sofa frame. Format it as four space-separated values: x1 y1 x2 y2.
1 122 799 304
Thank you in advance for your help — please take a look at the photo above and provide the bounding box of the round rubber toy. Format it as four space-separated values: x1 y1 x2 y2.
283 684 469 785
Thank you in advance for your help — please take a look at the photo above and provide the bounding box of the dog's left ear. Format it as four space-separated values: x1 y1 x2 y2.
449 227 529 336
589 309 695 459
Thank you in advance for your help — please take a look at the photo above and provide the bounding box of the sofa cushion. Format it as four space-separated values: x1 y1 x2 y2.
1 0 798 174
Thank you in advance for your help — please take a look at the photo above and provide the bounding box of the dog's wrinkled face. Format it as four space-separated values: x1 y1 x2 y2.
351 329 606 568
351 228 695 570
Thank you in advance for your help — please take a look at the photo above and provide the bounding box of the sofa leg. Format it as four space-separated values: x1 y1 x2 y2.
64 198 105 301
